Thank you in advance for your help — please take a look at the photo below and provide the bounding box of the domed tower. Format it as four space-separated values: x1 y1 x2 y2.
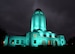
31 9 46 32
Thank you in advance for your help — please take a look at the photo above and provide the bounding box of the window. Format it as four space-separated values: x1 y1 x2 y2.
62 41 63 43
11 40 14 44
21 40 23 44
55 35 57 37
34 40 36 44
16 40 19 44
44 34 46 37
49 35 51 38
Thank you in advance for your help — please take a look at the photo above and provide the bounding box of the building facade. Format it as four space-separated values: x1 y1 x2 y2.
3 9 66 47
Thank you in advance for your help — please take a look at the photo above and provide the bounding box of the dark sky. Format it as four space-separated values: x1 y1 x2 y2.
0 0 75 41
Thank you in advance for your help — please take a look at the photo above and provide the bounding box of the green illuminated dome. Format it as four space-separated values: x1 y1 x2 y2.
31 9 46 32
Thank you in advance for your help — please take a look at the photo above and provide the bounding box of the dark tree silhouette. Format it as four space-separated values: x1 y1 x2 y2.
0 28 7 46
67 37 75 46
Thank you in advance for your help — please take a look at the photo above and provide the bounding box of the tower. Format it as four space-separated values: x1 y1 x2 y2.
31 9 46 32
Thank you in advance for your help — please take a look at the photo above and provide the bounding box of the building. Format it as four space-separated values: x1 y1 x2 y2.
3 9 66 47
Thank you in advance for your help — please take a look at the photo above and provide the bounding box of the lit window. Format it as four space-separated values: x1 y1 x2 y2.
48 40 50 45
33 34 37 37
12 42 14 44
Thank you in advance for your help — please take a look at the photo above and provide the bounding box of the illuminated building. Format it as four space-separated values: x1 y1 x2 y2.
3 9 66 47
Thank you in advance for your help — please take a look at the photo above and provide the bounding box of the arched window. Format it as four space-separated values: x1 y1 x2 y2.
11 40 14 44
43 34 46 37
49 35 52 38
16 40 19 44
21 40 23 44
34 40 36 44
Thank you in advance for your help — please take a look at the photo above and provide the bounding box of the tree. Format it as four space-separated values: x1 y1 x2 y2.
67 37 75 46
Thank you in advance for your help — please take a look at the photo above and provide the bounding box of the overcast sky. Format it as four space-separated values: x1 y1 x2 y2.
0 0 75 40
